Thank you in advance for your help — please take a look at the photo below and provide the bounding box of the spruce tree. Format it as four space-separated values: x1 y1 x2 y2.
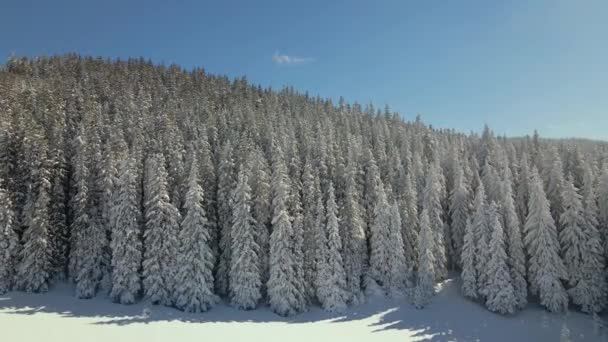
0 181 20 294
341 161 367 305
524 166 568 313
174 157 218 312
142 154 181 306
16 134 52 293
216 140 236 297
267 143 304 316
229 167 262 310
449 162 471 268
317 182 348 312
499 162 527 310
422 160 447 280
414 209 435 309
110 157 143 305
460 217 477 299
484 203 516 315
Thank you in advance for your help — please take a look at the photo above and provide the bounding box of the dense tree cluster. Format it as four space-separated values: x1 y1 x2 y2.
1 55 608 316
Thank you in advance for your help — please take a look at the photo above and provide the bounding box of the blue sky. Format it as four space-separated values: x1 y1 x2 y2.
1 0 606 140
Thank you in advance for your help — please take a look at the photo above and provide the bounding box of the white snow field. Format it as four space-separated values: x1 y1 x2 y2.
0 278 602 342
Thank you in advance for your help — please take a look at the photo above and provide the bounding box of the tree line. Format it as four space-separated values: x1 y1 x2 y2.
0 55 607 316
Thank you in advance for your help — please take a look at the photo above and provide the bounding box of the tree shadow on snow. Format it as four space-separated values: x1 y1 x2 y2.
0 278 597 342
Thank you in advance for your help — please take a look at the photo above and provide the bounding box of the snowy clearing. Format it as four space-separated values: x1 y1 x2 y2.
0 278 600 342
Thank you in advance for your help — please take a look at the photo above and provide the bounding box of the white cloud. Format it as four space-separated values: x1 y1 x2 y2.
272 51 314 65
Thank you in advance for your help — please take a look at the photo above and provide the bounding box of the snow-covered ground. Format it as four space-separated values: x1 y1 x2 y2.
0 278 601 342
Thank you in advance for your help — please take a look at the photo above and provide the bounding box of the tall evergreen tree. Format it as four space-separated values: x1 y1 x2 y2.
414 209 436 309
0 180 20 294
460 217 477 300
524 167 568 313
267 143 304 316
142 154 181 306
484 204 516 315
422 160 448 280
110 157 143 305
174 157 218 312
499 162 527 310
229 167 262 309
317 182 348 312
216 140 237 297
449 161 471 268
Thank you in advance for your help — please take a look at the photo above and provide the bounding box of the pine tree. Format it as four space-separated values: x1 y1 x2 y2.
341 161 367 305
560 176 588 297
174 157 218 312
267 143 304 316
499 162 527 309
229 167 262 310
484 203 516 315
110 157 143 305
369 179 392 291
216 140 236 297
524 167 568 313
546 148 565 225
387 199 407 296
16 134 52 293
414 209 435 309
516 153 531 224
247 147 271 297
574 177 606 313
470 185 490 297
460 217 477 299
142 154 181 306
422 160 447 280
0 180 20 294
401 171 418 286
450 162 471 268
317 182 348 312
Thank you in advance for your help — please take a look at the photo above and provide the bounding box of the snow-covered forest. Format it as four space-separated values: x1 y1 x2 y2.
1 54 607 318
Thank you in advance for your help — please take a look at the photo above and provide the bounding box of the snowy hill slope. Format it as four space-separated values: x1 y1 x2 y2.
0 278 601 342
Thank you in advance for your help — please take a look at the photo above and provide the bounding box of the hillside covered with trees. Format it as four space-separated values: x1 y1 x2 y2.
1 55 607 317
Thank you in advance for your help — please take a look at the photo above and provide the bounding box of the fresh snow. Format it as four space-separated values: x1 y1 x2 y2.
0 278 602 342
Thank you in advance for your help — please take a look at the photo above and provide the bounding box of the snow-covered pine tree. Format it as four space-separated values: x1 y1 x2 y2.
460 217 477 300
174 156 218 312
484 202 516 314
499 161 528 310
387 199 407 296
422 160 448 281
560 175 588 301
68 131 90 283
449 160 471 268
247 147 271 296
110 157 143 305
142 153 181 306
545 147 565 226
369 178 392 291
401 171 418 286
317 182 348 312
470 184 490 298
341 160 367 305
267 143 304 316
313 181 328 303
516 152 531 224
524 166 568 313
229 167 262 310
413 209 436 309
16 132 52 293
577 178 606 313
0 180 20 294
216 140 236 297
